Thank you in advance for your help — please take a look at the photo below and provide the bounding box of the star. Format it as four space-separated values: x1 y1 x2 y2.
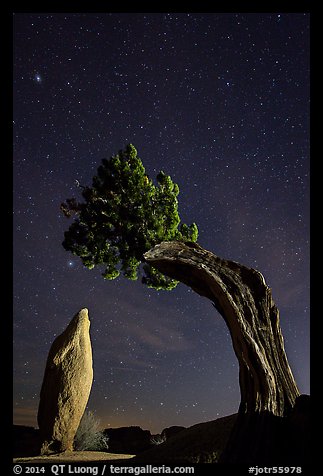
34 73 42 83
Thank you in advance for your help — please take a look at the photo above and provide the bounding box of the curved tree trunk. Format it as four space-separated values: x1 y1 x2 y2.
144 241 300 463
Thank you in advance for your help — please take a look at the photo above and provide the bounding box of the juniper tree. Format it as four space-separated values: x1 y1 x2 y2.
61 144 301 464
61 144 198 290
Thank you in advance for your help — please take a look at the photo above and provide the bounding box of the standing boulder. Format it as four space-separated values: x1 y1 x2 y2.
37 308 93 454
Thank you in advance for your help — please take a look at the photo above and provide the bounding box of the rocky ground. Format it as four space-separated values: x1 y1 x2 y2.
13 398 310 465
13 414 237 464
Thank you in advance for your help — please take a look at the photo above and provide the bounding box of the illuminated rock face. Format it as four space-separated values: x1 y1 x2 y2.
37 308 93 454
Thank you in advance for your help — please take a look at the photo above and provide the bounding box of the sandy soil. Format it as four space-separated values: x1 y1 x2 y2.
13 451 135 464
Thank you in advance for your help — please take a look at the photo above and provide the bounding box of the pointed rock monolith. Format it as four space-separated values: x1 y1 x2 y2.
37 308 93 454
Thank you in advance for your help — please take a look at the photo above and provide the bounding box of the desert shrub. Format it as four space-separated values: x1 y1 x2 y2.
191 450 220 463
150 434 167 445
74 410 109 451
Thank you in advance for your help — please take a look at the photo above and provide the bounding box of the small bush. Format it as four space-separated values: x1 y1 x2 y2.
150 434 167 446
191 450 220 463
74 410 109 451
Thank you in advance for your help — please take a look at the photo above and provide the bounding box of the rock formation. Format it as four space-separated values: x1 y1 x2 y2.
144 241 300 463
37 308 93 454
161 425 186 441
104 426 152 454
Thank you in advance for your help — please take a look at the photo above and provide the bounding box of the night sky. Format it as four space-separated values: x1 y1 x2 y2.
13 12 310 434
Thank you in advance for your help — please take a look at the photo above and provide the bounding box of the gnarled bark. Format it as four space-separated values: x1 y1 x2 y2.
144 241 300 463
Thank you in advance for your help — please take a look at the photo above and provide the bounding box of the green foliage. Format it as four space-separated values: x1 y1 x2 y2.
61 144 198 290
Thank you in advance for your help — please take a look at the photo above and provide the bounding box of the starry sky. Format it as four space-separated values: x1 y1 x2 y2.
13 12 310 434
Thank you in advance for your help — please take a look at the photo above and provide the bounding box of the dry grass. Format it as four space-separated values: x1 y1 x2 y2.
13 451 135 464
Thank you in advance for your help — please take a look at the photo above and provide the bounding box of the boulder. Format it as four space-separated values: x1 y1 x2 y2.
134 414 237 464
104 426 152 454
285 394 310 464
37 308 93 454
161 425 186 440
13 425 41 457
